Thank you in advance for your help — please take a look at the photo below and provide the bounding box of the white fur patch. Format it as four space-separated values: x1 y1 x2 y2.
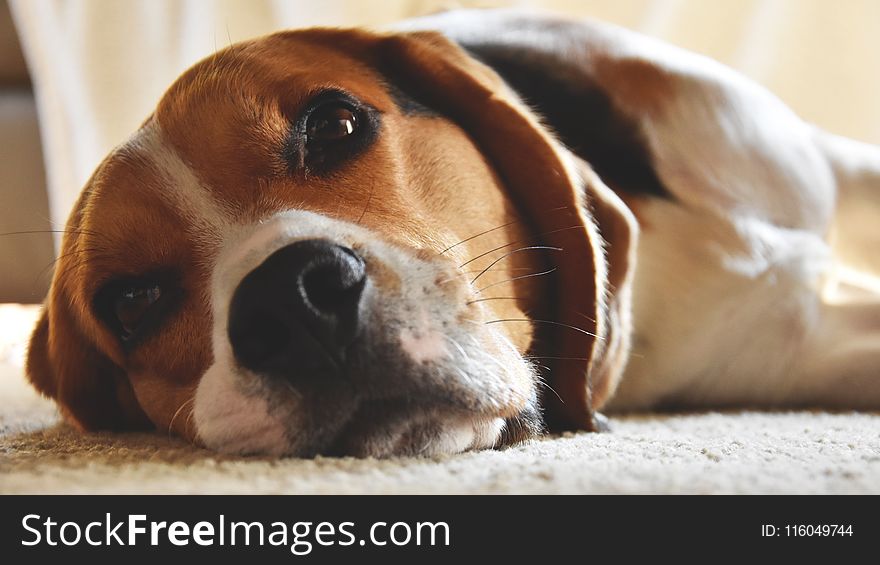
125 124 232 242
192 364 289 456
399 309 449 363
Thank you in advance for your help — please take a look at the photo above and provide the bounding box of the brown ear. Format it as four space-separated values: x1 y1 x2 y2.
371 31 625 430
577 165 639 409
27 281 151 432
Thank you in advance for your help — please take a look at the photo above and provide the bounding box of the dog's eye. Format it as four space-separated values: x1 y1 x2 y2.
287 91 379 173
115 284 161 338
94 274 179 347
307 104 358 142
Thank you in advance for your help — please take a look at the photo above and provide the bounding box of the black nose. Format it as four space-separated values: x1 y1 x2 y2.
228 239 366 379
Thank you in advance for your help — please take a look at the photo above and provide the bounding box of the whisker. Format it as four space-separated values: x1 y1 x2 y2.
434 274 460 288
168 396 196 436
0 229 102 238
439 220 516 255
443 334 473 364
460 267 540 276
38 248 113 282
485 318 604 340
184 404 197 437
524 355 590 361
470 246 562 284
575 311 597 324
525 360 565 404
31 247 108 287
284 381 303 399
458 224 583 269
38 246 107 271
452 366 476 387
436 267 544 288
465 296 519 305
534 374 564 404
460 332 510 376
474 267 557 294
442 204 577 258
357 182 376 225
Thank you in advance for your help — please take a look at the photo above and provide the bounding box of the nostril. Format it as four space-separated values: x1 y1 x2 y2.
229 313 290 369
301 258 366 316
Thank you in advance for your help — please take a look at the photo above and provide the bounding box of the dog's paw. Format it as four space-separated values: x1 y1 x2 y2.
593 412 612 432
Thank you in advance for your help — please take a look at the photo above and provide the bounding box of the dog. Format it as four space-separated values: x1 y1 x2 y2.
25 9 880 457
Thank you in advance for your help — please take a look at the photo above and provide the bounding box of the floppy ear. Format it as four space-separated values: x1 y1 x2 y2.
370 30 634 430
27 251 151 432
576 164 638 409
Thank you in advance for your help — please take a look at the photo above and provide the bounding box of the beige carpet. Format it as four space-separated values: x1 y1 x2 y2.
2 304 879 494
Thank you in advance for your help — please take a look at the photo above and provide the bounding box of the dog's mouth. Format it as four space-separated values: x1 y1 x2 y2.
324 400 509 458
231 310 543 458
192 337 541 458
324 333 545 457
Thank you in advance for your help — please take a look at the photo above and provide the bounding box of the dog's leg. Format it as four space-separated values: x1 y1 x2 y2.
792 296 880 408
788 134 880 408
817 131 880 280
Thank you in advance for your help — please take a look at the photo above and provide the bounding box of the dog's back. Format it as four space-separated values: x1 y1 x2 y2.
405 9 880 411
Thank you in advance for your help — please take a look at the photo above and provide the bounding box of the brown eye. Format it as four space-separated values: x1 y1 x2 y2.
115 284 161 338
287 92 378 173
306 104 358 142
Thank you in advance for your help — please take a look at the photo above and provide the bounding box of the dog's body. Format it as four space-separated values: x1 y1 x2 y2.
27 9 880 457
413 10 880 413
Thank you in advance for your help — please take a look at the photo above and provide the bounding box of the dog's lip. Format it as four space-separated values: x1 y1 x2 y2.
271 355 529 456
319 397 508 457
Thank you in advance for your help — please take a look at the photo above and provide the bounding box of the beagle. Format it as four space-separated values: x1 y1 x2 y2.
26 9 880 457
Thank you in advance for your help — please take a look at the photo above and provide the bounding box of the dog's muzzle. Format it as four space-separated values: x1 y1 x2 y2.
228 238 367 381
193 212 540 456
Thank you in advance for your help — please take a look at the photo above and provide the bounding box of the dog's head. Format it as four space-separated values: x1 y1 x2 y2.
26 28 635 457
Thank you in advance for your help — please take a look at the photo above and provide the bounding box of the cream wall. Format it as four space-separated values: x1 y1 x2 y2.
10 0 880 243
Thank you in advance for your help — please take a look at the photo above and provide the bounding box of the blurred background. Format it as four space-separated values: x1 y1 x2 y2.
1 0 879 304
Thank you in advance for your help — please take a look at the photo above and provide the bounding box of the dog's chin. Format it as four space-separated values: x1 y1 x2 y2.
191 336 543 457
196 413 511 459
193 383 530 458
324 404 508 458
192 363 538 458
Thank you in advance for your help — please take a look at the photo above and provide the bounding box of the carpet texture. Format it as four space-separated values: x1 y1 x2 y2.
2 304 879 494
